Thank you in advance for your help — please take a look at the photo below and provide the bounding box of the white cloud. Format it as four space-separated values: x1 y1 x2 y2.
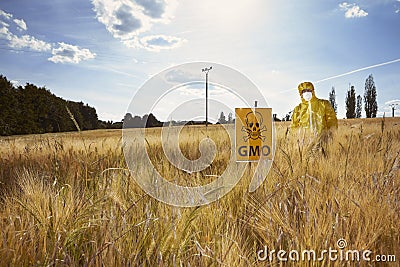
164 69 202 84
0 9 49 51
0 24 10 35
13 18 27 31
339 2 368 18
0 9 12 20
92 1 151 40
10 80 21 87
127 34 186 51
378 100 400 117
91 0 185 51
385 99 400 105
9 34 51 52
271 70 280 75
48 42 96 64
176 84 228 97
98 111 123 122
377 110 400 117
0 9 95 64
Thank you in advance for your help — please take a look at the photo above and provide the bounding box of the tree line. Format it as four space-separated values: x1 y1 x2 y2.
0 75 175 136
123 113 163 128
0 75 110 136
328 74 378 119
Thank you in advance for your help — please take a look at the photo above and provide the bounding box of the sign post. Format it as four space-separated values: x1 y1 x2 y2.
235 108 273 161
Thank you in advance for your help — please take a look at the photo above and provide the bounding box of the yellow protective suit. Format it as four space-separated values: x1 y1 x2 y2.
291 82 338 134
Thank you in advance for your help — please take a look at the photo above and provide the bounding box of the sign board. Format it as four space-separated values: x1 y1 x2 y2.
235 108 273 161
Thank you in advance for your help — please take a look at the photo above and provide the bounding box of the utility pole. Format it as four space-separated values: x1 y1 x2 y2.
389 103 398 117
202 66 212 133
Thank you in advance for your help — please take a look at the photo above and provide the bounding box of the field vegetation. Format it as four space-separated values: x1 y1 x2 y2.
0 118 399 266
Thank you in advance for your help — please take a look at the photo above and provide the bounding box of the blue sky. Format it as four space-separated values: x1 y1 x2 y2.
0 0 399 121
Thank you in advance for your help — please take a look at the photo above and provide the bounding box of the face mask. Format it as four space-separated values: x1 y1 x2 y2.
302 91 312 101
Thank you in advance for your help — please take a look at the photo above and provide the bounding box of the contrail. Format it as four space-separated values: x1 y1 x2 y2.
275 58 400 94
314 58 400 84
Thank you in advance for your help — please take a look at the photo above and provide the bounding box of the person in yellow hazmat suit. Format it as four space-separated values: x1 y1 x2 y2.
291 81 338 134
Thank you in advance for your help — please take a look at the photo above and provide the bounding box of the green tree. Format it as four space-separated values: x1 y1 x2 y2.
345 85 356 119
218 111 226 124
0 75 101 135
227 112 233 123
356 95 362 118
145 113 162 128
0 75 18 135
329 86 337 114
364 74 378 118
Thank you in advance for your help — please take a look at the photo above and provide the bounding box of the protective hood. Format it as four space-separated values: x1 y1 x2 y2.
298 81 316 102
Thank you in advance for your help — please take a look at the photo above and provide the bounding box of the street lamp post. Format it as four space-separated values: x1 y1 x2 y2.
202 66 212 133
389 103 398 117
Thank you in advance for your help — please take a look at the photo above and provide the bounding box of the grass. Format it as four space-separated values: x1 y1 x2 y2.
0 118 399 266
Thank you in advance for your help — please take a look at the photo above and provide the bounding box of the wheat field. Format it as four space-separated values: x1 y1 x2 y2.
0 118 399 266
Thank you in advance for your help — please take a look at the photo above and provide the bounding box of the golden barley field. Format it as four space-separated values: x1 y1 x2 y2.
0 118 399 266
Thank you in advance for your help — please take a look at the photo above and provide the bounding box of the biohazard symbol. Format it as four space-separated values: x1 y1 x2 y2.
241 111 267 142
